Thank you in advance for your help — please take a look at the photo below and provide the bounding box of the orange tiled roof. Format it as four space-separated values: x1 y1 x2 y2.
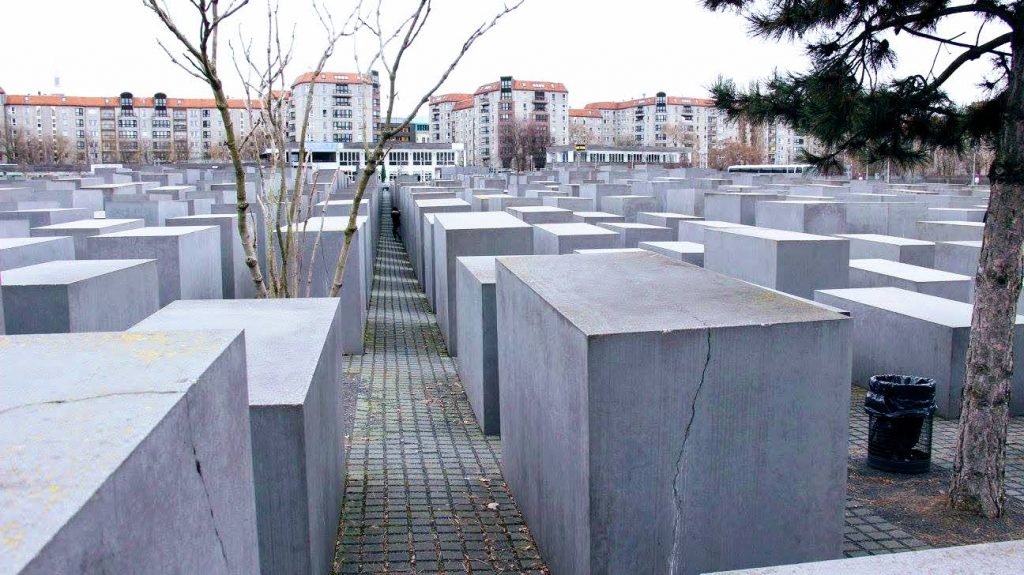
569 108 601 118
474 80 568 95
430 93 473 105
452 98 475 112
292 71 373 88
4 93 256 109
584 96 715 110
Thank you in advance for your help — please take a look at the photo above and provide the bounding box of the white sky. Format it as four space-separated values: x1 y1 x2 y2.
0 0 1003 118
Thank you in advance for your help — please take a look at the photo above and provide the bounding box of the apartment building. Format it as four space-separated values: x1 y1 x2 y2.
427 93 472 143
287 70 380 145
1 88 255 164
573 92 813 168
429 76 569 168
568 108 602 141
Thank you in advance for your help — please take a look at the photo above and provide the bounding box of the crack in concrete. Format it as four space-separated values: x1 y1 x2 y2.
669 328 712 575
0 390 182 417
184 393 229 567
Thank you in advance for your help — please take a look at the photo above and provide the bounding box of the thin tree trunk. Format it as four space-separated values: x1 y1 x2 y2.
329 151 379 297
212 79 269 298
950 30 1024 518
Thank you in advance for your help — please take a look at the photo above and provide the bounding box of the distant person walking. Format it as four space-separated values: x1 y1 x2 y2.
391 207 401 239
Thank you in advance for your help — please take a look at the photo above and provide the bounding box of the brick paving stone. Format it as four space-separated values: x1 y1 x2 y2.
845 386 1023 558
334 193 545 574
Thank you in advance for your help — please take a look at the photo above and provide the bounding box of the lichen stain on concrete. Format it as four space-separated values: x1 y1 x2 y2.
0 520 25 550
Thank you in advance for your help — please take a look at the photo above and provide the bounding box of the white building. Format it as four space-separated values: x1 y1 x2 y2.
428 76 569 168
287 71 380 145
288 141 465 182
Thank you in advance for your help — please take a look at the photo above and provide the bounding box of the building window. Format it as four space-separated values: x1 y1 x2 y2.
333 121 353 130
436 151 455 166
388 151 409 166
412 152 431 166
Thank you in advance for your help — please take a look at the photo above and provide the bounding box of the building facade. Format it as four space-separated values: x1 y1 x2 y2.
287 71 380 145
1 88 256 164
429 76 569 168
287 141 465 182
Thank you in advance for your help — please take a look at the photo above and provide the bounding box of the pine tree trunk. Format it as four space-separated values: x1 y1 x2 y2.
949 30 1024 518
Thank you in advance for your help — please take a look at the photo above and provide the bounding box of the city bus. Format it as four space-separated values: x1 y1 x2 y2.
726 164 816 175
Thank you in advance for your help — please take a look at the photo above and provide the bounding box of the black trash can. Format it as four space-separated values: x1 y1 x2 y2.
863 375 937 474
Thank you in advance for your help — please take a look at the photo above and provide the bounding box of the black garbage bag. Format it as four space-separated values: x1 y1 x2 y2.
864 375 937 460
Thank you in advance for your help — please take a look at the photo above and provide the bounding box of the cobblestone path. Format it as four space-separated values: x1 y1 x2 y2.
334 194 546 574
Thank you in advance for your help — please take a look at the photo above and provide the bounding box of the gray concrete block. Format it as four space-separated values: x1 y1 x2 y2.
916 220 985 242
711 540 1024 574
571 211 625 225
166 214 255 299
705 228 849 299
455 256 500 435
573 248 647 254
814 287 1024 417
31 218 145 258
104 197 189 226
704 192 779 224
0 330 259 574
497 251 850 575
0 237 76 271
412 198 472 284
0 208 92 230
934 240 981 276
835 234 935 268
483 195 542 212
638 241 705 266
636 212 702 231
83 226 223 306
130 299 345 575
0 259 159 334
542 196 594 212
579 183 630 207
845 202 928 237
433 212 533 355
506 206 574 225
600 195 660 221
532 223 619 255
926 207 986 222
849 258 972 302
0 219 30 238
290 217 366 353
755 201 847 234
595 222 675 248
677 220 750 243
664 188 706 216
424 213 438 309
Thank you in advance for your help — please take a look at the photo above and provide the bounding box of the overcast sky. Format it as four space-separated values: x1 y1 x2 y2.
1 0 1003 118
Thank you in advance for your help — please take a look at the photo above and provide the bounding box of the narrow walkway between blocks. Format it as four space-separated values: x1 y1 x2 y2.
334 192 547 574
335 190 1024 570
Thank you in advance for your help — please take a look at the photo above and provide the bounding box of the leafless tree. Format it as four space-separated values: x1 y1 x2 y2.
613 133 639 147
568 122 596 146
326 0 525 297
498 118 548 171
229 0 360 297
143 0 271 297
707 140 761 170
